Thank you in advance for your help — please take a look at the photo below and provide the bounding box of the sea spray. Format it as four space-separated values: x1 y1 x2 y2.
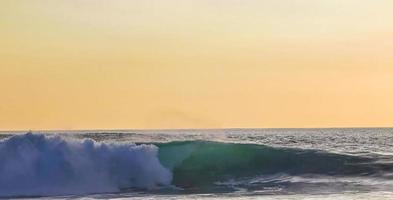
0 133 172 197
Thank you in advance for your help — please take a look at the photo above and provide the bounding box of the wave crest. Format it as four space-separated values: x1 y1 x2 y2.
0 133 172 197
157 141 385 189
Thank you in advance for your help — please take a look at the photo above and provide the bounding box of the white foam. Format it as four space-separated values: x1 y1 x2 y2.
0 133 172 197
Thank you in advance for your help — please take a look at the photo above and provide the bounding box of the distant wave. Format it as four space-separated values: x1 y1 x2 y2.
0 133 171 197
1 134 391 197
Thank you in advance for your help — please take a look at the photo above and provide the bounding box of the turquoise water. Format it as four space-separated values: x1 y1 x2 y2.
1 128 393 199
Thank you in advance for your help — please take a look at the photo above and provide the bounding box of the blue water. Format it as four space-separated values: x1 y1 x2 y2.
1 128 393 199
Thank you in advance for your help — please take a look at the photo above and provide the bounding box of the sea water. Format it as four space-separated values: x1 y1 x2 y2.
0 128 393 199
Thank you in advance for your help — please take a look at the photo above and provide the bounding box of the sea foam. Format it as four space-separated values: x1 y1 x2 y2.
0 133 172 197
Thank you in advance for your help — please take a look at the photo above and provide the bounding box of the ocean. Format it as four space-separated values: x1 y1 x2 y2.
0 128 393 199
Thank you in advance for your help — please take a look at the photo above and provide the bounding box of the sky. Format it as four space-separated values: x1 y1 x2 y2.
1 0 393 130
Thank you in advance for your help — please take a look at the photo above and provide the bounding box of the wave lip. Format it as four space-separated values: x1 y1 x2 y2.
0 133 172 197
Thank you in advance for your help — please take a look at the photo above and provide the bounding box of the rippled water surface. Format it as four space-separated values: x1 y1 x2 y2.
1 128 393 199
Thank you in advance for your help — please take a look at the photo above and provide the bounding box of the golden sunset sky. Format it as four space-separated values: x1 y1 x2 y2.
1 0 393 130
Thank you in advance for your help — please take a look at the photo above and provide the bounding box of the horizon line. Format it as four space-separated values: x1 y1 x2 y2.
1 126 393 133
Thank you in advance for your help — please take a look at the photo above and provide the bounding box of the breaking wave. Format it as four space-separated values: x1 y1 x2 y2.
1 134 391 197
0 133 171 197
